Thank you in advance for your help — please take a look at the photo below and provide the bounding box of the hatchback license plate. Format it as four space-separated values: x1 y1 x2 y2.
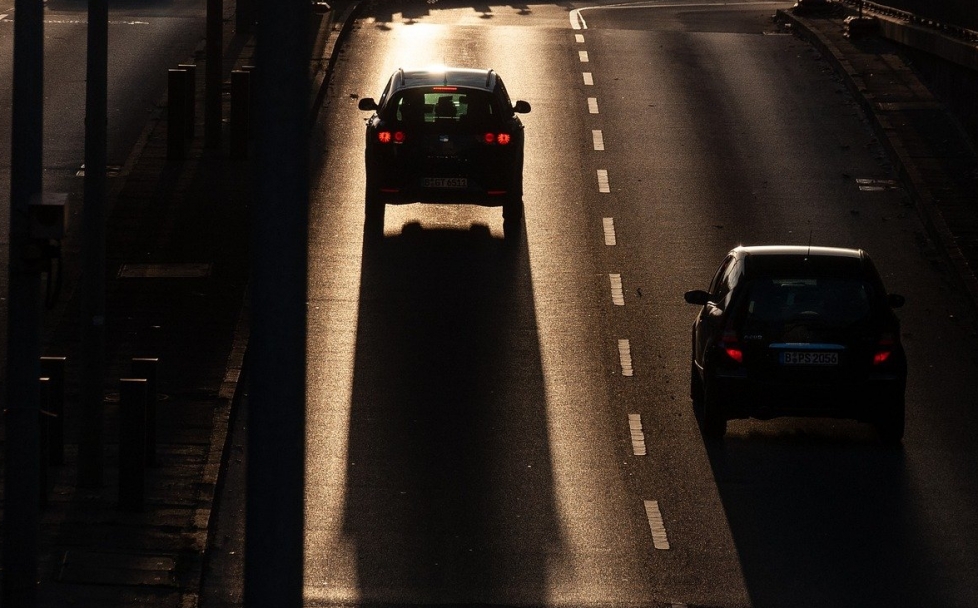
781 351 839 365
423 177 467 189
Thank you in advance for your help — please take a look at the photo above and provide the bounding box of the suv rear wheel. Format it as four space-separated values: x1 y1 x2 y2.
502 198 524 241
364 189 385 238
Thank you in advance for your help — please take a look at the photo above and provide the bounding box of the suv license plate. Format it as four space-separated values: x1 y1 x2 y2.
781 351 839 365
423 177 467 189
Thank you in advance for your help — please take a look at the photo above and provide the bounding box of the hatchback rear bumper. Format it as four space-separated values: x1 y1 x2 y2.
712 372 905 422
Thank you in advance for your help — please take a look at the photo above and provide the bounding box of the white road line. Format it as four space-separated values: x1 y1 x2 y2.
583 72 594 86
579 50 589 62
618 339 633 376
610 274 624 306
628 414 646 455
644 500 671 550
571 0 782 28
575 33 585 43
603 217 617 246
35 19 151 25
0 14 7 21
592 129 604 151
588 97 599 114
596 169 610 193
569 8 587 29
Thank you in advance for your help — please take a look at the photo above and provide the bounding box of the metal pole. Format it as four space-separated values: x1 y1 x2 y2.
3 0 44 602
246 0 309 604
78 0 108 489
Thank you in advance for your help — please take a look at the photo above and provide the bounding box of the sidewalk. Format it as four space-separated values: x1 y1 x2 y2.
778 6 978 307
0 2 359 607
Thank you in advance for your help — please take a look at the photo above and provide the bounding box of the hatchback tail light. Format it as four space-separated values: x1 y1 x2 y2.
720 330 744 363
873 333 897 365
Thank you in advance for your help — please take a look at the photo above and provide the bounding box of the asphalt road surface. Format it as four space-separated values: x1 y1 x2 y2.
204 1 978 607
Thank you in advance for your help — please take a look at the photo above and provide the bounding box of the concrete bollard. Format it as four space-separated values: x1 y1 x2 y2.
40 356 66 465
242 65 256 140
178 63 197 139
39 378 52 510
230 69 251 159
167 68 189 160
118 378 148 512
131 357 159 467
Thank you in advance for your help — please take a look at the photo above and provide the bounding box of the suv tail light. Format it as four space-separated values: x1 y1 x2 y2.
720 330 744 363
378 130 406 144
482 132 512 145
873 333 896 365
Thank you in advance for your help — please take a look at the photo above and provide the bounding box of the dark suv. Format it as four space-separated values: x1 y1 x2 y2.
357 67 531 239
684 246 907 443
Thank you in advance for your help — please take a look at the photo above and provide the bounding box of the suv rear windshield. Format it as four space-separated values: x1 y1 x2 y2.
387 88 501 126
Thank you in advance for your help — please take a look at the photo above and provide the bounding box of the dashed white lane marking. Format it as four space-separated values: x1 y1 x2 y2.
588 97 599 114
618 339 633 376
628 414 646 455
575 33 584 43
592 129 604 151
579 50 589 62
603 218 617 245
583 72 594 86
596 169 610 193
644 500 671 550
609 274 624 306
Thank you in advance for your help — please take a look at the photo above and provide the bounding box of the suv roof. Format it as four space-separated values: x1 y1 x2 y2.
393 67 497 92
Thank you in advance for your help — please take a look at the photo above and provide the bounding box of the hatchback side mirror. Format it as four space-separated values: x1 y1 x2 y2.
358 97 378 111
513 100 531 114
887 293 905 309
684 290 711 306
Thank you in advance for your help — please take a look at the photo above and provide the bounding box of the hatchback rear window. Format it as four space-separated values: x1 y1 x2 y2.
391 89 498 125
743 277 876 329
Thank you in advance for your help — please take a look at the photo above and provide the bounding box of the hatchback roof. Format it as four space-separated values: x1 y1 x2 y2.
734 245 865 259
735 245 876 280
395 67 496 91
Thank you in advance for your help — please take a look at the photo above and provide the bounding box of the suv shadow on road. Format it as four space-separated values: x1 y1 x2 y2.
337 222 559 601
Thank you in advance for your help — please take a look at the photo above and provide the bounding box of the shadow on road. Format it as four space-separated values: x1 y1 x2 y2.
340 221 559 603
704 424 953 608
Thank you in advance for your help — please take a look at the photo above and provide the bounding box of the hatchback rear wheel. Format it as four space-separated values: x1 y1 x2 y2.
875 395 905 445
700 378 728 439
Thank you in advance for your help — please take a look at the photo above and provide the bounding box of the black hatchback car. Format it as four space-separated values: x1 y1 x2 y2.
684 246 907 442
357 67 531 240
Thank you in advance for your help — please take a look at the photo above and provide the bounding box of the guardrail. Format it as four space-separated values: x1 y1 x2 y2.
838 0 978 39
838 0 978 43
833 0 978 71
